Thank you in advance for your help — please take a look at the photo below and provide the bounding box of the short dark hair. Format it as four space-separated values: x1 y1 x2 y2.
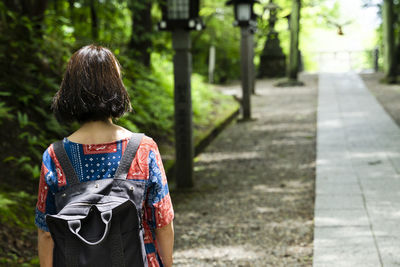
52 44 132 124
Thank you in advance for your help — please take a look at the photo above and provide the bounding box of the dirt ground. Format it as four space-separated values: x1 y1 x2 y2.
361 72 400 127
170 74 318 266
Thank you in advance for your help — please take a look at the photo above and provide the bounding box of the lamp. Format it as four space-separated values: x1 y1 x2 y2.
226 0 258 27
156 0 205 188
158 0 204 31
237 3 251 21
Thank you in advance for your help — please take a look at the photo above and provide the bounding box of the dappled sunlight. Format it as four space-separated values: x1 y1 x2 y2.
283 131 314 138
251 122 314 132
264 161 315 172
252 179 313 195
253 184 288 193
316 157 351 166
315 67 400 265
299 161 316 170
174 245 263 262
285 245 313 258
253 111 315 121
196 151 263 163
315 211 369 227
266 220 314 230
318 119 342 129
341 112 367 118
171 74 317 266
350 151 400 159
281 194 305 203
271 139 313 146
255 87 315 96
255 206 278 214
285 180 311 189
268 162 299 170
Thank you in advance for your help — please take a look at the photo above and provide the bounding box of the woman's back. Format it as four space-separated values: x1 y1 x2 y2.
36 130 174 266
36 45 174 267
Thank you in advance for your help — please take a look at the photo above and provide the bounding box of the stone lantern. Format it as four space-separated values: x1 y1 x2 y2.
258 0 286 78
226 0 258 120
158 0 204 188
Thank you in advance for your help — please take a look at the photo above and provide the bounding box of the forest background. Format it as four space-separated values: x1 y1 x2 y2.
0 0 393 264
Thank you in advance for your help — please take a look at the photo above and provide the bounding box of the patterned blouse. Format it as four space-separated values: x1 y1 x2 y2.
35 135 174 267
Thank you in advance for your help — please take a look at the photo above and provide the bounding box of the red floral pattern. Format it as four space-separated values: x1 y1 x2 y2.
83 143 118 154
48 144 67 187
36 163 49 213
153 193 174 229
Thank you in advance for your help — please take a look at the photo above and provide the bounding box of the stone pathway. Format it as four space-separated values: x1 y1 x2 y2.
314 73 400 266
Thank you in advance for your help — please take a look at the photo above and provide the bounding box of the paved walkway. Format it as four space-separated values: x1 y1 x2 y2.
314 73 400 266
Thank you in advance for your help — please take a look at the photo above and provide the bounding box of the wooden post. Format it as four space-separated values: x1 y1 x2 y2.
250 32 256 95
240 27 252 120
383 0 395 82
208 45 216 84
172 30 194 188
288 0 301 81
374 47 379 72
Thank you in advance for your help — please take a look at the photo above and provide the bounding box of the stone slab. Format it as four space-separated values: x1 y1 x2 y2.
316 184 361 195
315 194 364 210
313 226 380 267
314 209 369 227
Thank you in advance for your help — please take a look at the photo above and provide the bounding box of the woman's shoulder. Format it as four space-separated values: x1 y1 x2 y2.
135 135 161 159
139 135 157 147
40 142 60 177
40 132 160 161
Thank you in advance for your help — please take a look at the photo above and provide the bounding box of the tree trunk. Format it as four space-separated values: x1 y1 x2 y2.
383 0 396 82
90 0 99 40
128 1 152 67
288 0 301 81
53 0 59 15
4 0 48 38
68 0 75 24
32 0 48 36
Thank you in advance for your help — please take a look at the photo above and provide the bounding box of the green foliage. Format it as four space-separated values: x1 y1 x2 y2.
0 102 13 124
372 0 400 75
115 52 174 141
0 191 35 229
0 191 38 266
0 4 70 185
0 0 240 263
192 1 241 84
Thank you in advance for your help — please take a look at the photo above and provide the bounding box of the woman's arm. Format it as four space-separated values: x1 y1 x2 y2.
155 221 174 267
38 228 54 267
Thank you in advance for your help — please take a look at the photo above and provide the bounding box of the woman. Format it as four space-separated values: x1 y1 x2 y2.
35 45 174 267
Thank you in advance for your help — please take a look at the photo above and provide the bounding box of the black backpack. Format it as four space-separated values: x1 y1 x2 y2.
46 133 148 267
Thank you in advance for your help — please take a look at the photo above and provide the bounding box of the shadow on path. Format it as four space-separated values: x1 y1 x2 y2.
171 74 318 266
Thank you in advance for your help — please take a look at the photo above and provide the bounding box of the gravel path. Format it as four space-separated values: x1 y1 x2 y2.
171 74 318 266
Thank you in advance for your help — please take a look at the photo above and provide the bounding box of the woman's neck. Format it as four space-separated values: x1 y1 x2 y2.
79 119 114 131
67 118 132 144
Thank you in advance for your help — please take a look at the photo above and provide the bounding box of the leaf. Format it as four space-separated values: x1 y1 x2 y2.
0 92 11 96
17 112 29 128
3 156 16 162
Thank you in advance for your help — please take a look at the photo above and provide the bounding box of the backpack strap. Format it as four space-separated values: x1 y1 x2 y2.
53 140 80 186
114 133 144 180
